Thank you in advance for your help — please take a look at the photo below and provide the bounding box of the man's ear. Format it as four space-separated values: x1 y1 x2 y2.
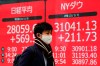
36 33 41 38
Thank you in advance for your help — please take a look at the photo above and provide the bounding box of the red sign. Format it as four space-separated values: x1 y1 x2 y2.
0 0 100 66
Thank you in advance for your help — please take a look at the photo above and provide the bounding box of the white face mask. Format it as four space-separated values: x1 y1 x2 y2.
41 35 52 44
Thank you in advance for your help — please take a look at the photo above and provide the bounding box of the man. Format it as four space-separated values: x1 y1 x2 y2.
18 22 55 66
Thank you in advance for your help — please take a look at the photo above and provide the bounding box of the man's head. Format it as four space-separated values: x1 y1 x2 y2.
34 22 53 44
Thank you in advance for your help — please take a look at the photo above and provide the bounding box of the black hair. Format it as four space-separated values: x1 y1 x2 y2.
34 22 53 37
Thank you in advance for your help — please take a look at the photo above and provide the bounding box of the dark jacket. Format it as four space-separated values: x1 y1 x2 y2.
18 44 54 66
